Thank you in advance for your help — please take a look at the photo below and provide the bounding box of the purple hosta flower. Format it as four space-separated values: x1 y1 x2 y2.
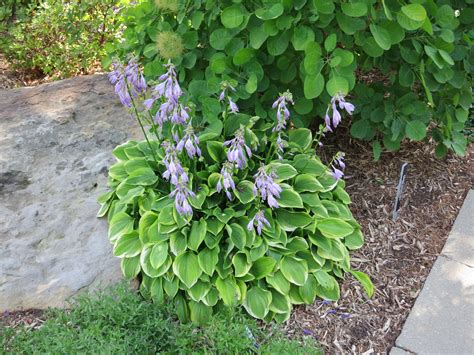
253 166 282 209
216 162 235 200
247 210 271 235
303 329 313 336
324 93 355 131
276 133 287 160
223 129 252 169
170 182 195 216
176 125 201 158
228 98 239 113
162 141 188 186
219 83 239 114
108 58 147 108
331 153 345 181
124 58 147 95
144 61 190 126
272 90 294 132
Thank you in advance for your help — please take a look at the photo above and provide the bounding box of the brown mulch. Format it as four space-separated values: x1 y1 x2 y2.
283 133 473 353
0 309 45 331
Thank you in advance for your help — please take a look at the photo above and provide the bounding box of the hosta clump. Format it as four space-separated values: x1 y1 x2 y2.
98 59 373 324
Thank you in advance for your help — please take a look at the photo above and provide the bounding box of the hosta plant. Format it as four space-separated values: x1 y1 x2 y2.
98 58 373 324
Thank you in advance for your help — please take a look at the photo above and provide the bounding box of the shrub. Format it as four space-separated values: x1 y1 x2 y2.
98 58 373 324
2 0 130 78
1 284 322 353
107 0 473 158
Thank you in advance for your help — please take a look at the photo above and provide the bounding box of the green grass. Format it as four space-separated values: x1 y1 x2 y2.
1 284 321 354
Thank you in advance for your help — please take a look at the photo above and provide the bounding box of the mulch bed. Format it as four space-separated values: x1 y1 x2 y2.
283 131 473 353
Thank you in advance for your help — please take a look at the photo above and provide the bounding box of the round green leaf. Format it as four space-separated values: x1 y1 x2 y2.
341 2 367 17
198 247 219 276
304 73 325 99
255 4 284 20
221 5 245 28
326 76 349 96
406 121 427 141
401 4 427 22
369 24 391 50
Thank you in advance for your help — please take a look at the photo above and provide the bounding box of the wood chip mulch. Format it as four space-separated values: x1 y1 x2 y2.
283 133 473 354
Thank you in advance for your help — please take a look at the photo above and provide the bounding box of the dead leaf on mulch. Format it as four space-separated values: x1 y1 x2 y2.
281 129 473 353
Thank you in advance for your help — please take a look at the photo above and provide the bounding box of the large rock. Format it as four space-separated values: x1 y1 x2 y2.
0 75 140 310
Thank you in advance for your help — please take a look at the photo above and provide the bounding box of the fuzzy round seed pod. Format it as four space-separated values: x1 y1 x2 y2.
156 31 184 59
154 0 179 12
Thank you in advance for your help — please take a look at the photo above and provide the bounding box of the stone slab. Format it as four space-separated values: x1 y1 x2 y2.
389 346 411 355
0 75 140 310
441 190 474 267
395 256 474 354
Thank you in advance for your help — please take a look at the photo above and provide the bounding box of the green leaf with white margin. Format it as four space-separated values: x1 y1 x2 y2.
350 270 374 297
266 270 291 295
243 287 272 319
126 168 158 186
198 247 219 276
250 256 276 279
150 278 164 303
163 277 179 298
276 210 312 231
317 218 354 238
188 218 207 251
278 187 304 208
232 251 252 277
120 256 141 279
289 128 312 151
149 243 168 269
216 277 240 306
269 289 291 314
173 252 202 288
344 229 364 250
206 141 226 163
268 163 298 180
187 280 212 302
189 184 209 209
141 246 172 278
294 174 324 192
114 231 142 258
227 223 247 250
298 274 318 304
280 256 308 286
108 211 134 243
189 301 212 325
234 180 256 204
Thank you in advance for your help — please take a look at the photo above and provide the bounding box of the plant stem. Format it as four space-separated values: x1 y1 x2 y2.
127 86 160 165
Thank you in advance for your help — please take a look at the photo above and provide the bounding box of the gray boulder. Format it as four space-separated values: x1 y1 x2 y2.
0 74 140 310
